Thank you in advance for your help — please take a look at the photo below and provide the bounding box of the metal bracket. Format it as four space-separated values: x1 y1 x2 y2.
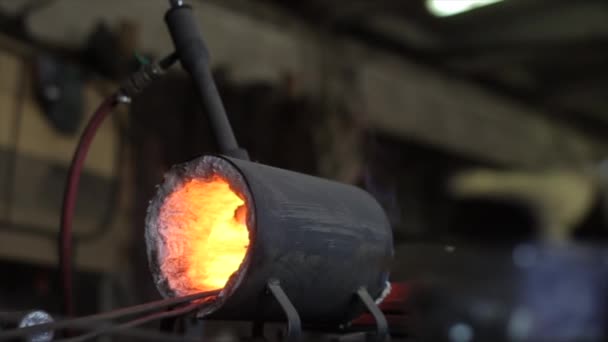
356 287 388 342
267 279 302 342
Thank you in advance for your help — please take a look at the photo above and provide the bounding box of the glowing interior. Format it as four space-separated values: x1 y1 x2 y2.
158 175 250 295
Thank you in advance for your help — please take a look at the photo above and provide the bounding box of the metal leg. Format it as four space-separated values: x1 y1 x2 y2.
267 279 302 342
356 287 388 342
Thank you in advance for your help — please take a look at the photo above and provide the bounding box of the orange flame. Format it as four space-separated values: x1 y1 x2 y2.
158 175 249 295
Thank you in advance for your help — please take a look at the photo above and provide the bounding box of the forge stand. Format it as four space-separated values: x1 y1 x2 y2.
251 280 388 342
159 280 389 342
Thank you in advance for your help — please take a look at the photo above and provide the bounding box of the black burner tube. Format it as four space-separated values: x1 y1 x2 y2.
165 1 248 159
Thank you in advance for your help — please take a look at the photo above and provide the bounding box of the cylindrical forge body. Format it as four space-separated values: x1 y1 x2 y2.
145 155 393 324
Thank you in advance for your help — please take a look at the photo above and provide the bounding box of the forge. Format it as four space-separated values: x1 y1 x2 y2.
145 154 393 328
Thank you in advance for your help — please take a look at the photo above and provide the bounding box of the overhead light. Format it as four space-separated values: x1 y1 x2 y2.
426 0 504 17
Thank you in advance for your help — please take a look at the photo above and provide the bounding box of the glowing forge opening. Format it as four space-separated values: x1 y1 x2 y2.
158 175 250 296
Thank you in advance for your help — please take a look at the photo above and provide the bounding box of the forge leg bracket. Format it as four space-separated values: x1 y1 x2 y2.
356 287 388 342
267 279 301 342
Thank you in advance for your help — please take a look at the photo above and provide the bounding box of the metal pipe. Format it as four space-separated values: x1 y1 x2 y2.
164 2 248 159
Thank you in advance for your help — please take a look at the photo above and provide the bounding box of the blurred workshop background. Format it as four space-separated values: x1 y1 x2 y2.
1 0 608 341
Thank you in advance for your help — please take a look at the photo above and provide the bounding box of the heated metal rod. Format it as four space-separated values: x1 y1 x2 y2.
0 290 219 340
60 302 204 342
165 1 248 159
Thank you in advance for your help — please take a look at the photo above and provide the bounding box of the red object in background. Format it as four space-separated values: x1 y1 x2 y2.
351 282 411 335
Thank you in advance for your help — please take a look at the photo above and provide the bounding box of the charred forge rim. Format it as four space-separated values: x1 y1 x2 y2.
144 154 256 313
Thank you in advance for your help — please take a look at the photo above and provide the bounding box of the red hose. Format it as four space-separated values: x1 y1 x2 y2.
60 95 118 316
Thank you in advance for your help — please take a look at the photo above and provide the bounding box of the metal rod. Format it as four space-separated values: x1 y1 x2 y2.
356 287 389 342
267 279 302 342
0 290 219 340
60 302 203 342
